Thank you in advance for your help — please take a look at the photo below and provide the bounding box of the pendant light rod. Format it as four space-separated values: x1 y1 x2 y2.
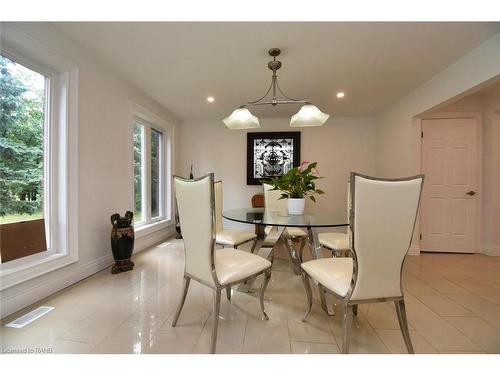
223 47 330 129
243 48 310 108
244 100 309 107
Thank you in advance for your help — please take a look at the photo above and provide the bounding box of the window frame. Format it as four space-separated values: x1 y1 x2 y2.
0 25 79 290
130 101 173 235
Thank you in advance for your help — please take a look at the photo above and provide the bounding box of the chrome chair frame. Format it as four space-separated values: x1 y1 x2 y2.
318 241 357 316
319 180 351 257
301 172 424 354
172 174 272 354
214 180 259 301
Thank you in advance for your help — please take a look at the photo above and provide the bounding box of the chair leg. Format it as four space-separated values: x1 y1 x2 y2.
301 272 313 322
298 237 307 263
353 304 358 316
395 299 414 354
342 303 353 354
259 271 271 320
234 244 238 249
319 284 335 316
210 288 222 354
250 238 258 254
171 276 191 327
226 286 232 301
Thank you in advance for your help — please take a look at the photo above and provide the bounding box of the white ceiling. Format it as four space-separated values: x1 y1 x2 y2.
54 22 500 121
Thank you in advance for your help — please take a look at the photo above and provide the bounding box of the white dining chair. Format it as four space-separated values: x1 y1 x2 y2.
214 181 258 252
172 174 272 354
318 181 351 257
262 183 308 274
301 172 424 354
215 181 259 300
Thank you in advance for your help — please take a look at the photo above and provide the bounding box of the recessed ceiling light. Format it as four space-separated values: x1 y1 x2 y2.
207 96 215 103
336 92 345 99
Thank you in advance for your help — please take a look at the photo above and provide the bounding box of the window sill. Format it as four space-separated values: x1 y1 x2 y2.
0 251 78 291
134 219 174 239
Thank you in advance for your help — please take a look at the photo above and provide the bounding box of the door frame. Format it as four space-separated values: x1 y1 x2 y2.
415 111 483 254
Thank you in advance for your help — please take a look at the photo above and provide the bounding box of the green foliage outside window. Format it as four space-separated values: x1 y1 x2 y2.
133 123 143 222
0 55 45 223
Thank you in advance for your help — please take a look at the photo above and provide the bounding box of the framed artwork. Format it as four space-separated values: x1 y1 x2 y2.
246 131 301 185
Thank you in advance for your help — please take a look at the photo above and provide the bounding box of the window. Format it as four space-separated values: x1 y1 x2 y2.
133 122 144 223
1 24 79 290
0 54 48 263
133 117 167 227
150 128 162 219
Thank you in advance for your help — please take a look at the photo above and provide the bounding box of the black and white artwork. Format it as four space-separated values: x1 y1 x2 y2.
246 132 301 185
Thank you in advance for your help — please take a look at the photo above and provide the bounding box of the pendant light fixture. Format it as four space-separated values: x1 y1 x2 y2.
223 48 330 129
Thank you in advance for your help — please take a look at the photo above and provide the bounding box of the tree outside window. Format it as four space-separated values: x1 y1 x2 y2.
0 55 46 225
133 118 164 226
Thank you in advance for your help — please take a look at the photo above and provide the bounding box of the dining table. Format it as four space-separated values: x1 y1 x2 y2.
222 207 348 315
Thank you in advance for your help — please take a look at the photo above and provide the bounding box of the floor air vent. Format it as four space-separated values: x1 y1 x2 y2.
5 306 54 328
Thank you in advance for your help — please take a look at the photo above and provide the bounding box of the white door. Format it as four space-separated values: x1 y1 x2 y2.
421 118 478 253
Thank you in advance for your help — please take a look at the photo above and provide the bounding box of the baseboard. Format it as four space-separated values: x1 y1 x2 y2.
0 253 113 319
0 224 177 320
480 244 500 256
408 244 421 256
134 224 176 254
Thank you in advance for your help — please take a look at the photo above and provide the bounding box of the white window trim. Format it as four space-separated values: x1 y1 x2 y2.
0 24 79 290
129 101 174 234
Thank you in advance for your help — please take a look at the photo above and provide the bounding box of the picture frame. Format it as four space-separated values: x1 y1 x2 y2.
246 131 301 185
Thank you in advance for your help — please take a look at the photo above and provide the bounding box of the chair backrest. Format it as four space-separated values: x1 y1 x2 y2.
349 172 424 301
214 181 223 232
174 174 217 287
251 194 264 208
346 180 351 223
262 183 287 211
251 193 265 237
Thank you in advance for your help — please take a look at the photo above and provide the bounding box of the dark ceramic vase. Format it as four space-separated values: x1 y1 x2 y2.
110 211 135 274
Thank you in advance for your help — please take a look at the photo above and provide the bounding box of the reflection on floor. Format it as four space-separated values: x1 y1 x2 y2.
2 238 500 354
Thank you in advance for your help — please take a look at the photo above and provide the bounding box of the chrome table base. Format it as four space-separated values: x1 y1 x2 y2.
238 225 336 316
237 226 284 293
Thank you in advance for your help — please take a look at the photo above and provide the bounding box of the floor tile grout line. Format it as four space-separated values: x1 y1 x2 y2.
49 337 98 346
403 276 487 352
405 265 483 315
286 305 293 354
240 306 250 354
404 285 478 318
133 309 175 354
359 306 390 353
353 306 393 354
443 315 498 354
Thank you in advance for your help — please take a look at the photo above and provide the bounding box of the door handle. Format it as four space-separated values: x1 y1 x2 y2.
466 190 476 196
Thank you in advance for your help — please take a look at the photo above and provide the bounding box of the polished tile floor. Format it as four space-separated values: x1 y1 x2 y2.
2 238 500 354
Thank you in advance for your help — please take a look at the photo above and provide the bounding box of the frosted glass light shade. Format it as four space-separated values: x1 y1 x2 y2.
222 108 260 129
290 104 330 127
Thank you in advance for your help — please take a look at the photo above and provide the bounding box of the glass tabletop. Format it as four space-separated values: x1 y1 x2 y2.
222 208 348 228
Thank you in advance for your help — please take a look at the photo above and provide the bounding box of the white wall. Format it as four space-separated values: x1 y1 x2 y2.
178 117 377 230
0 23 179 318
375 31 500 178
375 31 500 255
483 94 500 253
